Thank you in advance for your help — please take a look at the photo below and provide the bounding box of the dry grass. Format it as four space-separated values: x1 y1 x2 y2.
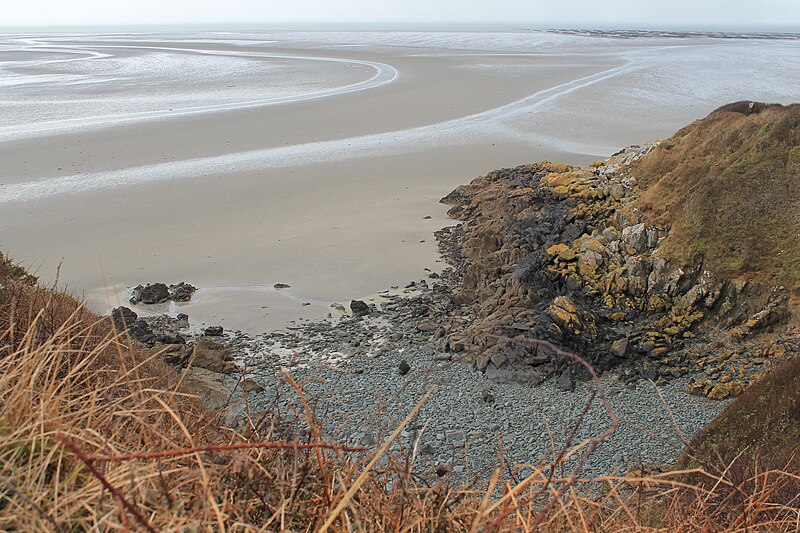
1 251 799 531
632 102 800 288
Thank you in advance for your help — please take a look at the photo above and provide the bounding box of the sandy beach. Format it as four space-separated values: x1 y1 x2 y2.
1 30 799 332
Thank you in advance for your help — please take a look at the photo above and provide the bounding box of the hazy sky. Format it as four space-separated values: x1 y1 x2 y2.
3 0 800 29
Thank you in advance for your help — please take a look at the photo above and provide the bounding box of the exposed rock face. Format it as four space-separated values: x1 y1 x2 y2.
436 146 794 399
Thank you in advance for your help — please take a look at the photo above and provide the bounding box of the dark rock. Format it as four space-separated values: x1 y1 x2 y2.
556 371 575 392
169 282 197 302
111 307 156 346
350 300 370 317
130 283 170 305
204 325 224 336
156 334 186 345
435 463 451 477
111 306 138 327
153 343 189 365
398 360 411 375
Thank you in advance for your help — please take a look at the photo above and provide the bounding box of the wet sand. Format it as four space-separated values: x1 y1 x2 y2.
1 31 799 332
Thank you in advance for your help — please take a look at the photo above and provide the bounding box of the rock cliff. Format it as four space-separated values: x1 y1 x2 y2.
437 103 800 399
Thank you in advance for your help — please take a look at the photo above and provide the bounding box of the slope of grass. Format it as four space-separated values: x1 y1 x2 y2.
682 352 800 472
632 102 800 288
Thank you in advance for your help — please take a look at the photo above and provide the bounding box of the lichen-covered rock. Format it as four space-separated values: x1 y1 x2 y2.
436 144 794 398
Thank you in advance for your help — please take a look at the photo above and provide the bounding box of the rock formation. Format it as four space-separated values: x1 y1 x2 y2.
436 103 800 399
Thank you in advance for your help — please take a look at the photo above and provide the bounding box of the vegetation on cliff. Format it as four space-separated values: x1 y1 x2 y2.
633 102 800 288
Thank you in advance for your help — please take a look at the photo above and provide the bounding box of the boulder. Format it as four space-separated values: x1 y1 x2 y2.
111 306 155 345
610 338 631 358
350 300 371 317
204 325 224 336
191 339 237 374
622 223 647 253
398 360 411 375
546 243 576 262
169 282 197 302
111 306 138 328
556 371 575 391
130 283 170 305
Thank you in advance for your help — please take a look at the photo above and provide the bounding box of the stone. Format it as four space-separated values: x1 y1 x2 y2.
169 282 197 302
204 325 224 336
191 339 237 374
398 360 411 375
416 320 436 332
610 338 631 358
152 343 189 365
435 463 450 477
350 300 371 317
273 283 291 289
578 250 603 278
708 381 745 400
111 306 138 327
241 378 264 393
445 430 465 445
546 243 577 262
622 223 647 252
111 307 156 345
556 371 575 391
130 283 170 305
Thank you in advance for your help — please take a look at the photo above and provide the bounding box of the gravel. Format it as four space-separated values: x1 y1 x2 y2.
218 278 730 483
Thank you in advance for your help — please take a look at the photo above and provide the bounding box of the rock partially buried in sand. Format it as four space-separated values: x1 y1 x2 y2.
274 283 291 289
204 325 224 336
130 283 170 304
130 281 198 304
350 299 371 317
169 282 197 302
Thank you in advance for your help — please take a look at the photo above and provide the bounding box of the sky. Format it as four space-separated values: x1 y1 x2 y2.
2 0 800 30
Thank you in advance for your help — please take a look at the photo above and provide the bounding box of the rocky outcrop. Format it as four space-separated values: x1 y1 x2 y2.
130 282 197 304
436 145 795 399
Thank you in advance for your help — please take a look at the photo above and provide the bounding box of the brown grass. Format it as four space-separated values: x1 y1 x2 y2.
1 251 799 531
632 102 800 288
681 352 800 473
